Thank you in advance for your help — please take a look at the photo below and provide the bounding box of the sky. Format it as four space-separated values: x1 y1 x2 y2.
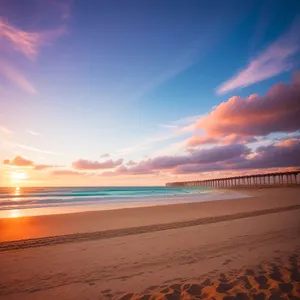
0 0 300 187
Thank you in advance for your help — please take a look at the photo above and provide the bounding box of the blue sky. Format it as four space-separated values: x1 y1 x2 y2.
1 0 300 186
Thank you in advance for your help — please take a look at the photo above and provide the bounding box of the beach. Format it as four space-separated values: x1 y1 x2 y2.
0 187 300 299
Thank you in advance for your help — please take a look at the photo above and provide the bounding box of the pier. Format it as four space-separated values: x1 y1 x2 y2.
166 171 300 188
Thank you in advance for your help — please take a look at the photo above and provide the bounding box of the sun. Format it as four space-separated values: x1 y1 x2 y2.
9 171 29 184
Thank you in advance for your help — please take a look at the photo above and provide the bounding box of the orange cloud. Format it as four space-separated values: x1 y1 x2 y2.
3 156 58 170
186 135 218 147
276 138 299 147
3 156 34 167
196 72 300 138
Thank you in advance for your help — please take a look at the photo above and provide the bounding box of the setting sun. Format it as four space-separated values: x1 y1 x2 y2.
10 171 29 181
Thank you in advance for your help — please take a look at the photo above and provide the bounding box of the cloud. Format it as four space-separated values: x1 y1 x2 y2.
145 144 249 169
127 160 137 166
100 153 110 158
5 139 299 178
239 138 300 170
16 144 60 155
185 134 257 147
276 137 299 147
0 126 12 135
221 135 257 145
72 158 123 170
196 72 300 138
103 136 300 176
3 155 58 171
102 165 156 176
186 135 218 147
3 156 34 167
27 130 39 136
50 169 84 176
0 8 67 94
217 18 300 94
33 164 58 171
106 144 249 176
0 60 37 94
0 17 66 60
174 138 300 174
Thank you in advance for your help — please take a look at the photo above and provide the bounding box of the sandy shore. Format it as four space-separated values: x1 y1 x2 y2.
0 187 300 299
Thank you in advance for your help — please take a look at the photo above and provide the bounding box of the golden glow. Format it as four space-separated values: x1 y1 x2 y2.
8 210 21 218
10 171 28 181
14 186 21 196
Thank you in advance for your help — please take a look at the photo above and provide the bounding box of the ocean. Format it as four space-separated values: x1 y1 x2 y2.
0 186 246 218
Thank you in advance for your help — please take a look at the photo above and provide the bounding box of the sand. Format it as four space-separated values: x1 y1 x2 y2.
0 187 300 299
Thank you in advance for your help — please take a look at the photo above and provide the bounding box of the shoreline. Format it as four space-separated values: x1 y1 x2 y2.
0 187 246 219
0 187 299 243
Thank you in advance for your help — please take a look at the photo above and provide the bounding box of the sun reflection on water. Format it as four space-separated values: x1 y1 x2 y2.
8 209 21 218
14 187 21 196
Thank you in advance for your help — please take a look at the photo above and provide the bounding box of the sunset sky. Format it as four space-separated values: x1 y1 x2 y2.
1 0 300 187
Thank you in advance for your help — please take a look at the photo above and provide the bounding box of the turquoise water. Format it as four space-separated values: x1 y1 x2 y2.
0 186 246 218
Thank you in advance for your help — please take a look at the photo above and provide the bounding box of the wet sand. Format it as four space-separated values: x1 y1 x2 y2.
0 187 300 299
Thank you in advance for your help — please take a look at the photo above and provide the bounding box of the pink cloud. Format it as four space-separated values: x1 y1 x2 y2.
186 135 218 147
0 17 66 60
0 12 67 93
72 158 123 170
197 72 300 138
100 153 110 158
3 156 34 167
127 160 137 166
221 134 257 145
0 60 37 94
217 18 300 94
185 133 257 147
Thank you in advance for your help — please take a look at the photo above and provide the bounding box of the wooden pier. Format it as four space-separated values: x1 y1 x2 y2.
166 171 300 188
